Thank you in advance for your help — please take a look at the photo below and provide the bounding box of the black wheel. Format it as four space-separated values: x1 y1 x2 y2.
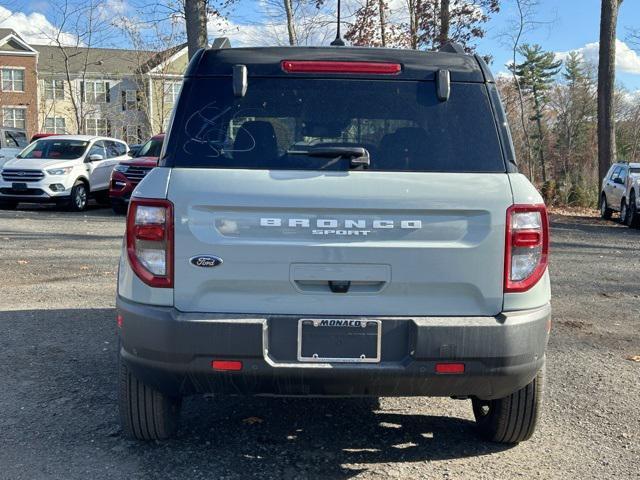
472 365 544 444
600 195 613 220
118 353 181 440
620 199 629 224
68 181 88 211
0 199 18 210
628 191 640 228
111 200 128 215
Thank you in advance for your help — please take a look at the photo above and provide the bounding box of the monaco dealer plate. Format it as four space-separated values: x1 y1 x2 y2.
297 319 381 363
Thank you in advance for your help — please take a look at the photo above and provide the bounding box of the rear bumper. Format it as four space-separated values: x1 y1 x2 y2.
117 296 550 400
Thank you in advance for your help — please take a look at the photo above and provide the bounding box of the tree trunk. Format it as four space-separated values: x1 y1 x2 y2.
185 0 209 60
439 0 450 48
597 0 622 184
283 0 297 46
378 0 387 47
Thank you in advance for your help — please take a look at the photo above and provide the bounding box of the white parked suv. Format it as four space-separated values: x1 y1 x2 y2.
0 135 129 211
600 161 640 227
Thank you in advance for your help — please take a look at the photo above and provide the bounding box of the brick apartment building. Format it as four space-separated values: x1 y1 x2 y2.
0 28 39 137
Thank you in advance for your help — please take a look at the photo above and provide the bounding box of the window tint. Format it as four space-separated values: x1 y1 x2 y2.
88 141 107 159
165 78 505 172
4 130 27 148
105 141 126 158
18 139 89 159
136 137 163 158
619 167 628 183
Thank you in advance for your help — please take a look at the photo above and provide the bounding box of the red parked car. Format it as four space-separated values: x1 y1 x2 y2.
109 134 164 214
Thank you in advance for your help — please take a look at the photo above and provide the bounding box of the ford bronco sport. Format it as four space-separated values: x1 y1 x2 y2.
116 40 551 443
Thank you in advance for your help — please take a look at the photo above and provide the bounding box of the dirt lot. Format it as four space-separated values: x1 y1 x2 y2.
0 205 638 480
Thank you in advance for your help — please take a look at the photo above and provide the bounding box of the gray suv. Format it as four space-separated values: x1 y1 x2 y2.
116 41 551 443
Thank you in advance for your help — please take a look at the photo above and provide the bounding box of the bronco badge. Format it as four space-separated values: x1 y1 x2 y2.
190 255 223 268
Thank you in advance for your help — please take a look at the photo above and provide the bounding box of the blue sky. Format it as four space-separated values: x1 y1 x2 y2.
3 0 640 89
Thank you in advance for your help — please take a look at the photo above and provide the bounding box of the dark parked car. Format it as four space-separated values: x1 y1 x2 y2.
109 134 164 214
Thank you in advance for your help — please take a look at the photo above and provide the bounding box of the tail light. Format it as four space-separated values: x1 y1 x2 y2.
126 198 173 288
504 204 549 293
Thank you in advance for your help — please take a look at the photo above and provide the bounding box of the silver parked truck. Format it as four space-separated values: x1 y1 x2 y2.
116 41 551 443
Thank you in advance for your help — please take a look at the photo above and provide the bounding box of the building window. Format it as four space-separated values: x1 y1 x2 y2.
83 81 109 103
163 81 181 105
2 107 26 129
122 124 142 144
1 68 25 92
122 89 138 111
44 117 66 134
43 79 65 100
85 118 109 136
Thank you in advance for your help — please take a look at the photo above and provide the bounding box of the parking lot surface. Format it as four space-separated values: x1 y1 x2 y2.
0 205 638 479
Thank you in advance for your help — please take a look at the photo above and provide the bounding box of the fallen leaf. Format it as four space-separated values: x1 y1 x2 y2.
17 260 28 265
242 416 263 425
626 355 640 362
79 266 90 271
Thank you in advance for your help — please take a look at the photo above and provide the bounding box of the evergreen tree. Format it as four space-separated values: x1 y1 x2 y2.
511 44 563 183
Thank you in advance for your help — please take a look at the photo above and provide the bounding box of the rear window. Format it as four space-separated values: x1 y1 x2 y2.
136 137 163 158
4 130 27 148
164 77 505 172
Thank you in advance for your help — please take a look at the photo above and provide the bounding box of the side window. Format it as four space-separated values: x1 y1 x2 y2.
610 167 621 181
114 141 127 156
88 141 107 159
105 141 120 158
618 167 628 183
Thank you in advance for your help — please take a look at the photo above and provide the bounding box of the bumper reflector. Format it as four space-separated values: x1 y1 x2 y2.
212 360 243 371
435 363 465 374
116 314 123 328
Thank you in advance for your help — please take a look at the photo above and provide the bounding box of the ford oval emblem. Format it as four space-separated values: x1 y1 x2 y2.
190 255 223 268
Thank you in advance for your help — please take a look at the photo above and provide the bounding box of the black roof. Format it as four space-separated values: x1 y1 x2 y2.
186 46 493 83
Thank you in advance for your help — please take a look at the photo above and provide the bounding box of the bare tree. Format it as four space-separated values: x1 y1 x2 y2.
44 0 116 134
597 0 623 184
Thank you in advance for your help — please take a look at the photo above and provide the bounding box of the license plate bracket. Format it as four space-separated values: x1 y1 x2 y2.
12 182 28 191
297 319 381 363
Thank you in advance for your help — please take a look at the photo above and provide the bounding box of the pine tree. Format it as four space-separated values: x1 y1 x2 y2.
511 44 563 183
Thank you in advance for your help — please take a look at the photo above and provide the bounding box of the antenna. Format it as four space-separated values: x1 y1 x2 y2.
330 0 345 46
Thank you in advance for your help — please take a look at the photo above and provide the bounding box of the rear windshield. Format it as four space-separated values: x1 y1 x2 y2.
18 139 89 160
164 77 505 172
136 138 163 158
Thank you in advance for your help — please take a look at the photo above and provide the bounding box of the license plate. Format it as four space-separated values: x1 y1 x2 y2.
12 182 27 191
297 319 381 363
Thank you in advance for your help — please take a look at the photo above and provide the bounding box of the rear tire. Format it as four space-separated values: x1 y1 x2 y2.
620 199 629 224
627 191 639 228
118 353 181 440
600 195 613 220
472 365 544 444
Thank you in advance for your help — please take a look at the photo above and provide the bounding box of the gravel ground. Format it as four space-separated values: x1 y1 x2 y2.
0 204 638 480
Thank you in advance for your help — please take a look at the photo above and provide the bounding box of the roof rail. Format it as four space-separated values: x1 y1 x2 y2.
211 37 231 50
439 42 465 54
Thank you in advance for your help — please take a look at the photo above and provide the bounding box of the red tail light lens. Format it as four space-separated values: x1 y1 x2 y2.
281 60 401 75
126 198 173 288
504 204 549 293
211 360 243 371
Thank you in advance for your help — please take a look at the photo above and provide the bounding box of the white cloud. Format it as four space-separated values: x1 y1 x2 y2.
556 39 640 75
0 6 77 45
